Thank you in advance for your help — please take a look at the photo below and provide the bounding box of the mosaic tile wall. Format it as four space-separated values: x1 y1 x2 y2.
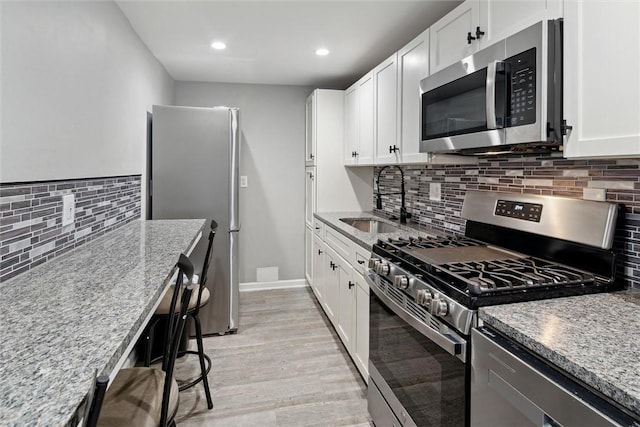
374 154 640 288
0 175 141 282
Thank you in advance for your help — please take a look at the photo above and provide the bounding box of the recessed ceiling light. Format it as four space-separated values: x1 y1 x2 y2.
211 41 226 50
315 48 330 56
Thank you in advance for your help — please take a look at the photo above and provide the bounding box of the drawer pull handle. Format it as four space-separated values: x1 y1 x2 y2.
357 260 365 265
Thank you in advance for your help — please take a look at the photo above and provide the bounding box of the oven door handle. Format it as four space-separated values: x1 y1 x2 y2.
365 272 467 361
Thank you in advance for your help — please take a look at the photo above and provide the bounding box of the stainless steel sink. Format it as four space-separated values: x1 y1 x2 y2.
339 218 402 234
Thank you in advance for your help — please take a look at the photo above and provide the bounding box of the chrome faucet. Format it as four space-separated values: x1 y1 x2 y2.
375 165 411 224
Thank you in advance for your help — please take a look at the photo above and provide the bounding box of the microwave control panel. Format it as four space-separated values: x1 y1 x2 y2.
508 48 536 127
495 200 542 222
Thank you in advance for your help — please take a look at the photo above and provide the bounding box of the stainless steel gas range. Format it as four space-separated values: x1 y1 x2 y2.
365 190 622 427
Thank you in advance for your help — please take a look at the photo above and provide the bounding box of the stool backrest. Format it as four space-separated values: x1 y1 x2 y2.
160 254 194 427
83 373 109 427
195 219 218 309
199 219 218 287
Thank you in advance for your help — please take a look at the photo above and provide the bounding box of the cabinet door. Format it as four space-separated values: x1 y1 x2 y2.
305 225 313 285
312 236 325 303
357 72 375 165
336 262 356 353
304 166 315 228
478 0 561 49
354 275 369 380
563 0 640 158
305 92 315 165
430 0 480 74
374 54 399 165
344 84 359 165
398 28 430 164
323 248 340 325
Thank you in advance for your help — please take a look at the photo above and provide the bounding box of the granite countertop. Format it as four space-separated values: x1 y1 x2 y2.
0 219 205 427
480 290 640 417
314 211 445 249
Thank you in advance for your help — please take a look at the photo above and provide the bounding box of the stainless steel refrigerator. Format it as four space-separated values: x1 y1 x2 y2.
150 105 239 336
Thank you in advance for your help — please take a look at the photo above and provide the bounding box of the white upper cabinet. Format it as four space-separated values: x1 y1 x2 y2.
430 0 480 74
305 92 315 165
563 0 640 158
479 0 561 49
344 84 358 165
430 0 561 75
397 28 430 164
374 54 400 164
357 72 375 165
344 72 375 166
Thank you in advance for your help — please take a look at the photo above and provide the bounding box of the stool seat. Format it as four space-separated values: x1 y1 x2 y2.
155 284 210 315
98 368 179 427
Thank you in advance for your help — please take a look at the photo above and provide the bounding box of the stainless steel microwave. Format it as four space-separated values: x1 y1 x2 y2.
419 19 566 155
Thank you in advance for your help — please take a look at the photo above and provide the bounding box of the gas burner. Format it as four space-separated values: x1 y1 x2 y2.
433 257 597 296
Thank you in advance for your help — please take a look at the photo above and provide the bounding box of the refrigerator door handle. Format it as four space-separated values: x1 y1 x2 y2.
229 108 241 232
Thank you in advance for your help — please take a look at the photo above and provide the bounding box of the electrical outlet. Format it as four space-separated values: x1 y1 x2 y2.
429 183 442 202
62 194 75 227
240 176 248 188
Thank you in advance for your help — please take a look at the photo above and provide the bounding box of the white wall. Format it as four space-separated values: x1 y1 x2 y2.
0 1 174 189
175 82 311 283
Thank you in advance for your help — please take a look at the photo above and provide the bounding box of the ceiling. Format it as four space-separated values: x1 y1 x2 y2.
116 0 462 89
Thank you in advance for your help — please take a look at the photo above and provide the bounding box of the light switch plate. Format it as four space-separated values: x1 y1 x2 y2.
240 176 248 188
62 194 75 226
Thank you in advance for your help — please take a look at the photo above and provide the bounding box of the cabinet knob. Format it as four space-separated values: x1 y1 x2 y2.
389 145 399 154
348 281 355 289
309 173 314 180
467 31 476 44
475 26 485 40
309 153 314 160
318 249 323 255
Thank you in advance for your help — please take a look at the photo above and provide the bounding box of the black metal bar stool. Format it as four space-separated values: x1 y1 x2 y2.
144 220 217 410
98 254 195 427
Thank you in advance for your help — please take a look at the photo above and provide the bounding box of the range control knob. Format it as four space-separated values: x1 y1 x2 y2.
393 275 409 289
431 297 449 316
415 289 433 307
376 262 390 276
368 258 380 270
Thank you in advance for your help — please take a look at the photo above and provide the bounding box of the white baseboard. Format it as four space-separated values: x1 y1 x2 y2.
240 279 308 292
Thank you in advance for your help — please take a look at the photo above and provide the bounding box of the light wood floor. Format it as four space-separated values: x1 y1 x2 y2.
173 287 372 426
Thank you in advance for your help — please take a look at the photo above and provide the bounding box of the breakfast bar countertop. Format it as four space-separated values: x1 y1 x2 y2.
0 219 205 427
479 290 640 418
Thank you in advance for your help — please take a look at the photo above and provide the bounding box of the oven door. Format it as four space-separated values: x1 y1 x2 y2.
366 272 469 427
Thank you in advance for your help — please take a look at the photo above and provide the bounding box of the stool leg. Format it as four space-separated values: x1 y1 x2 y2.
193 313 214 409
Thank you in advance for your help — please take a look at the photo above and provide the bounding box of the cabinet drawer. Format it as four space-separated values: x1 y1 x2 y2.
324 227 353 262
314 220 324 238
354 248 370 275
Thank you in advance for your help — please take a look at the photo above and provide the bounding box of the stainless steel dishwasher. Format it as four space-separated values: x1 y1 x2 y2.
470 328 638 427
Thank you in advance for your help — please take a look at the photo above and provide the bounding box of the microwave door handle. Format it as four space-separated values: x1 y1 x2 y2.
486 61 498 130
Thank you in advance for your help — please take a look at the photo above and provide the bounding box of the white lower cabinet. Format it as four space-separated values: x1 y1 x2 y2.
353 272 369 379
311 224 370 381
305 225 313 285
311 235 325 305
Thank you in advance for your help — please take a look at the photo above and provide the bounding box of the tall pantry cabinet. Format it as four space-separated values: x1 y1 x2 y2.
304 89 373 379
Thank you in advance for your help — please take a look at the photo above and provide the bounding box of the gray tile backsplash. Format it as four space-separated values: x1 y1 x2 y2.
374 154 640 288
0 175 141 282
